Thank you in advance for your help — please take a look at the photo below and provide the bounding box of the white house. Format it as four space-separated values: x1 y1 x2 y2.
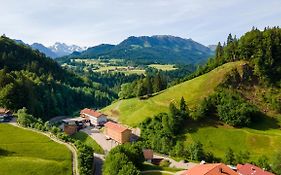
80 108 107 126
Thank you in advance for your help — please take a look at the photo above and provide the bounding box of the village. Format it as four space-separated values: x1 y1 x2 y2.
57 108 276 175
1 107 277 175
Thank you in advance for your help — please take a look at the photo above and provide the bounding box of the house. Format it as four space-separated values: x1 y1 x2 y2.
182 163 239 175
0 108 13 122
104 121 131 144
80 108 107 126
237 163 275 175
143 149 153 162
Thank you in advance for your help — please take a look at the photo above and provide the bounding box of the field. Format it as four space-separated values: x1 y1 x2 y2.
71 131 104 154
0 124 72 175
184 124 281 161
102 61 246 126
148 64 177 71
102 60 281 162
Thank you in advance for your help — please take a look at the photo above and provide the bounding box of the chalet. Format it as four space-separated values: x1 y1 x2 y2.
104 121 131 144
80 108 107 126
0 108 12 122
237 163 275 175
181 163 239 175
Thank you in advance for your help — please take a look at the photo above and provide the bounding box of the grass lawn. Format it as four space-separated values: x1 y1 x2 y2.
0 124 72 175
102 61 246 126
184 125 281 162
148 64 177 71
141 162 182 173
71 131 104 154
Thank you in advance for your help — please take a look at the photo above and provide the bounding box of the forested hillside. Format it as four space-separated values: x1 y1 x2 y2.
0 36 115 120
59 35 213 64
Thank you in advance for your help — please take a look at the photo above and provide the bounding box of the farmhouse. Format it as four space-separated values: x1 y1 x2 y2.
80 108 107 126
0 108 12 122
237 163 275 175
104 121 131 144
181 163 238 175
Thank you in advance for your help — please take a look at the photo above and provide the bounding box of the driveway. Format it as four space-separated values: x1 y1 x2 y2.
81 127 118 153
153 154 198 170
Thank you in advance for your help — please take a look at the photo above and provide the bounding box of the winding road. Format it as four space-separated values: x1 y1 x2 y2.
8 119 79 175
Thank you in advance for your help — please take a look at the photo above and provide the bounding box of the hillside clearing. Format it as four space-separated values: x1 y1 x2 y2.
0 124 72 175
102 61 246 126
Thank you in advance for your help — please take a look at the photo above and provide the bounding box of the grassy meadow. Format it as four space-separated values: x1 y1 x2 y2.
0 124 72 175
102 60 281 162
148 64 177 71
102 61 246 126
71 131 104 154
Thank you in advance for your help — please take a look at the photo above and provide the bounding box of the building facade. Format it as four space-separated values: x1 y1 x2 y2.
80 108 107 126
104 121 131 144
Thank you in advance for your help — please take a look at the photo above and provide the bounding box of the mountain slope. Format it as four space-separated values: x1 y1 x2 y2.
49 42 86 57
63 35 213 64
102 61 246 126
31 43 58 58
0 36 113 120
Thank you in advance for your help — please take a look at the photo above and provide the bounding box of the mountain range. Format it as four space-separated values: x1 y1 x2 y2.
14 40 86 58
60 35 214 64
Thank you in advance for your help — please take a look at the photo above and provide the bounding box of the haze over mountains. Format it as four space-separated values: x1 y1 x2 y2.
61 35 214 64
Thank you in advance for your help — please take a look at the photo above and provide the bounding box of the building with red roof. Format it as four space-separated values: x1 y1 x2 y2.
182 163 239 175
80 108 107 126
237 163 275 175
104 121 131 144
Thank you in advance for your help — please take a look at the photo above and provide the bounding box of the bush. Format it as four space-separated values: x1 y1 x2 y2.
159 159 170 167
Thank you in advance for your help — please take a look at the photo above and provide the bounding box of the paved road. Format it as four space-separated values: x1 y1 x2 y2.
81 127 118 153
8 119 79 175
93 153 105 175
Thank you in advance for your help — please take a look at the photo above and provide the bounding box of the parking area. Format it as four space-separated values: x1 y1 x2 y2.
81 127 118 153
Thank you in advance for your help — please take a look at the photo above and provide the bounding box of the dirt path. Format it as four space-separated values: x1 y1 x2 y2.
9 120 79 175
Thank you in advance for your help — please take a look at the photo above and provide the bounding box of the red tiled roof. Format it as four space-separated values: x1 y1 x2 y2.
80 108 104 118
182 163 238 175
237 163 275 175
104 121 130 133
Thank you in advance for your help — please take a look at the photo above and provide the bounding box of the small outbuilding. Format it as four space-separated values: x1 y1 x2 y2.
143 149 154 162
80 108 107 126
104 121 131 144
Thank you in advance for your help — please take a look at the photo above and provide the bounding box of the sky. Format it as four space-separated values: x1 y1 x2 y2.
0 0 281 47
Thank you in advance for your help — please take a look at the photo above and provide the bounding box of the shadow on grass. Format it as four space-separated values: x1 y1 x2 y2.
0 148 14 156
249 112 280 131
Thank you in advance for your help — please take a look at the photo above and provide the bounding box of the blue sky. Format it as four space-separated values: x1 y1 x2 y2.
1 0 281 47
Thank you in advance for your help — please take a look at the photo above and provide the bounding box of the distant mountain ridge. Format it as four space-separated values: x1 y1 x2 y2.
62 35 214 64
14 39 86 58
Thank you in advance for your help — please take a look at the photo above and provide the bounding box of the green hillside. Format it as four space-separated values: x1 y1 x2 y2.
0 124 72 175
102 61 246 126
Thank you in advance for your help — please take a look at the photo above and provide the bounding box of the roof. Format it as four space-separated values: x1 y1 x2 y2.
182 163 239 175
104 121 130 133
80 108 105 118
237 163 275 175
0 108 11 114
